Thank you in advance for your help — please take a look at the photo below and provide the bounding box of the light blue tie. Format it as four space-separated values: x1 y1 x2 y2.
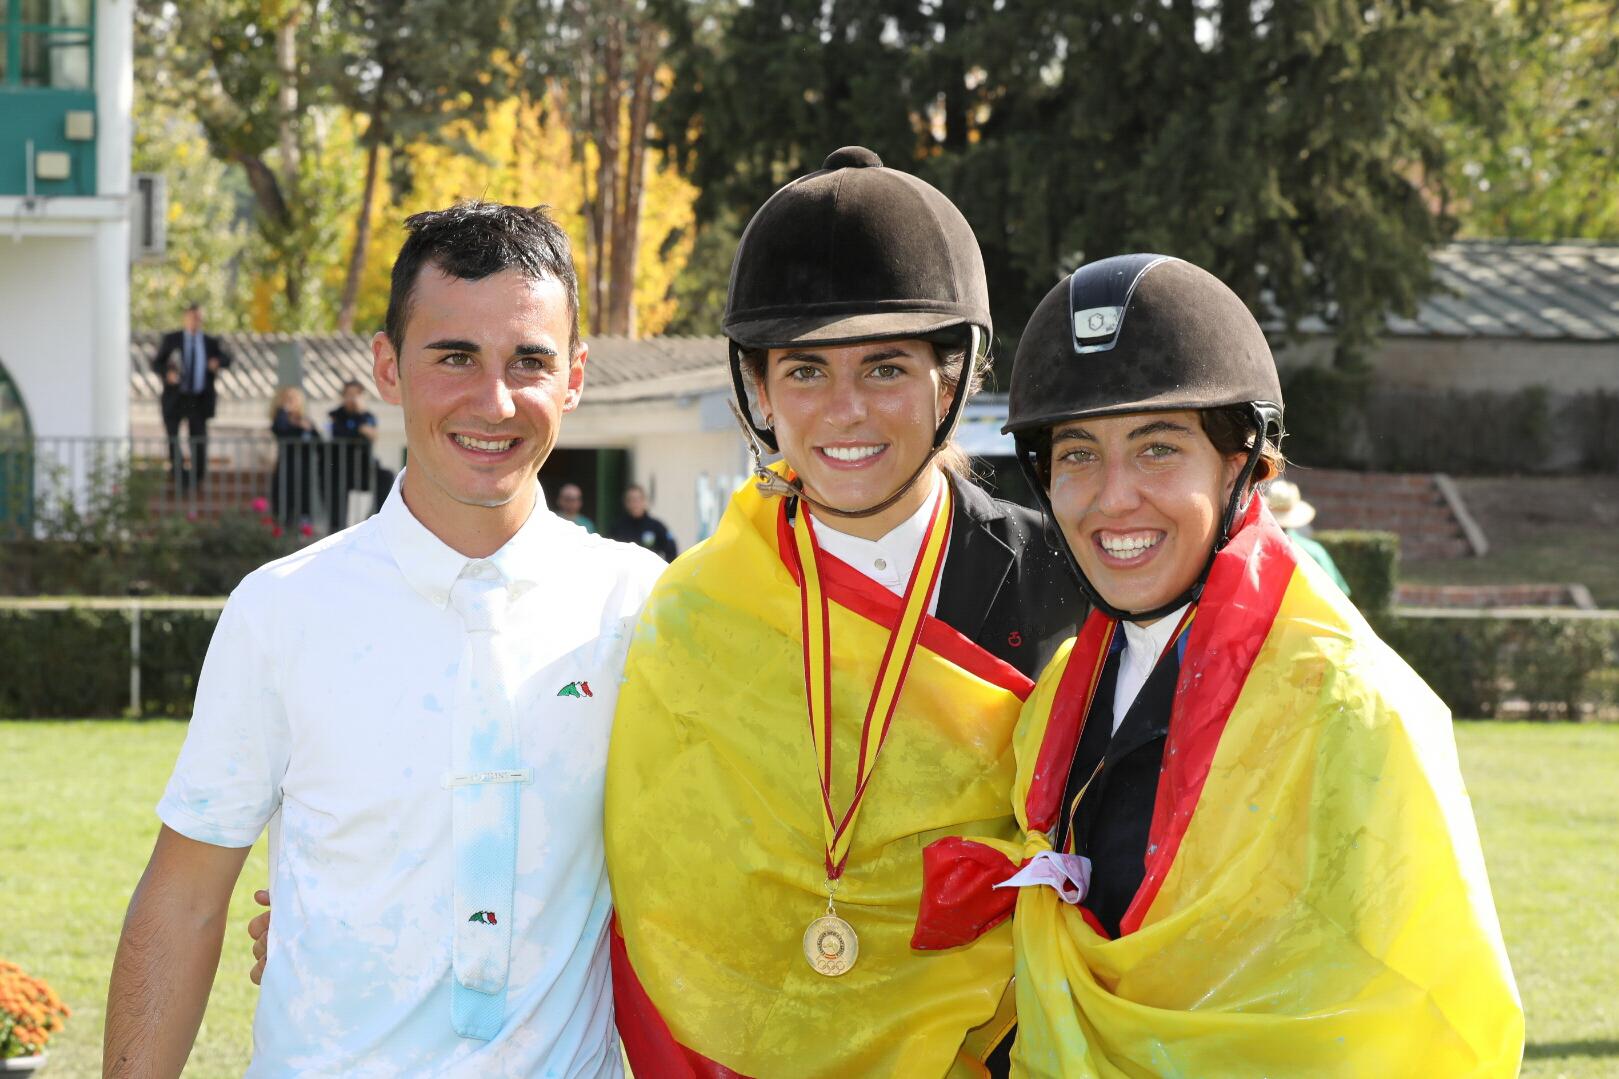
188 333 206 394
446 565 528 1041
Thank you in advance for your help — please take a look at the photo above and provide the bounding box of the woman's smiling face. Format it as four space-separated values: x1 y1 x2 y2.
757 338 949 534
1046 410 1244 618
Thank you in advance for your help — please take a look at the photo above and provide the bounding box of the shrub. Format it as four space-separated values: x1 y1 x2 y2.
1278 365 1371 470
1381 613 1619 720
1313 530 1398 615
0 607 221 718
1274 374 1614 474
1510 619 1615 719
1379 615 1507 718
0 959 71 1059
1563 389 1619 472
0 455 305 597
1370 386 1553 474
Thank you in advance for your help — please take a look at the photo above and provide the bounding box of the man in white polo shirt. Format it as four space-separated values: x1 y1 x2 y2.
105 202 666 1077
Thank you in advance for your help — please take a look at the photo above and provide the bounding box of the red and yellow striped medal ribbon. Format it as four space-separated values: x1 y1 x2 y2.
791 480 953 975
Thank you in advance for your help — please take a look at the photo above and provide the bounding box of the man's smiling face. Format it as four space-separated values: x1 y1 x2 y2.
374 265 584 531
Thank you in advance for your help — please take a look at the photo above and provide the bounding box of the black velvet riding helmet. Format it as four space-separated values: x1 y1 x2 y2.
1003 254 1285 621
723 146 992 517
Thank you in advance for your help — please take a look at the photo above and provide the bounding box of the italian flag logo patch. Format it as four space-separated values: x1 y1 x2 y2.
557 680 594 698
468 910 498 925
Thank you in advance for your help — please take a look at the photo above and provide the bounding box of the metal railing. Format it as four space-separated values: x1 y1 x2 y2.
0 434 396 538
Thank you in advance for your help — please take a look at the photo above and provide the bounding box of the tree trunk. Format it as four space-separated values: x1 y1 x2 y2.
276 9 301 183
337 123 385 332
609 36 658 338
275 7 302 319
592 9 623 334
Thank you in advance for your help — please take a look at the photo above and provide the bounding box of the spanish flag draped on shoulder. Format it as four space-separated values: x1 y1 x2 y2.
914 500 1523 1077
605 465 1032 1077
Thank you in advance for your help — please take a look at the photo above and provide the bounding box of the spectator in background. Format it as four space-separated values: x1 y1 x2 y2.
269 386 321 527
556 482 596 533
1265 479 1351 596
609 483 678 561
327 379 396 532
152 301 232 492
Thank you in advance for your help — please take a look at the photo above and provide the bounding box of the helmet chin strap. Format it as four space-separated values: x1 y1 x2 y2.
1017 404 1270 623
726 326 984 521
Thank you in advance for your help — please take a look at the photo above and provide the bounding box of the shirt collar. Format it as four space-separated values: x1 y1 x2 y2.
1120 602 1190 666
377 469 556 608
813 471 943 584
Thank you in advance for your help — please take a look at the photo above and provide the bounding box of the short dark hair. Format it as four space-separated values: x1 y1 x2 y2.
342 378 365 393
1199 406 1285 485
384 201 581 355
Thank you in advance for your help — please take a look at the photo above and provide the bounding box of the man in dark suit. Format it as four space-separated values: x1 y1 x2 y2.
151 302 232 491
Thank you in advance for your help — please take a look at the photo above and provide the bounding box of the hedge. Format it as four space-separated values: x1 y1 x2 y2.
1312 530 1398 615
1379 613 1619 720
1280 369 1618 474
1 602 1613 722
0 607 220 718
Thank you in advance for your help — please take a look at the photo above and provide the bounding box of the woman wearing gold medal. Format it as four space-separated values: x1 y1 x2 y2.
604 146 1083 1076
913 255 1523 1075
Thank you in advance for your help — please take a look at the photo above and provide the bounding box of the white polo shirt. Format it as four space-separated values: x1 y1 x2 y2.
158 474 666 1078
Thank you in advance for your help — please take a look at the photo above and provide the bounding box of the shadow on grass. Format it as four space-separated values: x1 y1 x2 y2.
1524 1039 1619 1060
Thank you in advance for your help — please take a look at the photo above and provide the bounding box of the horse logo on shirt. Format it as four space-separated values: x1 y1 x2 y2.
468 910 498 925
557 680 594 699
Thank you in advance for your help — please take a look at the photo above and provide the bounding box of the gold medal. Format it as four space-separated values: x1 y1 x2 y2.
803 912 859 976
789 482 952 978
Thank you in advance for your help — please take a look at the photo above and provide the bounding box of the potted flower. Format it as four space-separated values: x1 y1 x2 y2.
0 960 70 1073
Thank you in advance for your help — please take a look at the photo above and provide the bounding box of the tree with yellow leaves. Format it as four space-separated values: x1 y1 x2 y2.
337 90 697 339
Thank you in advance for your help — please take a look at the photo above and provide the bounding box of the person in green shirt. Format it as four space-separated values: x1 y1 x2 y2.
556 482 597 533
1265 479 1350 595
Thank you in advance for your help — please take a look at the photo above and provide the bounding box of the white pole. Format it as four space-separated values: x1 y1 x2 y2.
128 600 141 717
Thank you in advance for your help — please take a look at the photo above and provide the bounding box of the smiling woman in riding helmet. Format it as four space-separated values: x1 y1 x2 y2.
913 255 1523 1077
604 147 1083 1078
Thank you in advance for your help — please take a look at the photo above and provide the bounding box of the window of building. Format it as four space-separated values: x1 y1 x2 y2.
2 0 94 90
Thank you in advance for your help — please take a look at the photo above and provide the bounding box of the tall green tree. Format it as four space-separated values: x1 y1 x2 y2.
321 0 534 330
1443 0 1619 240
134 0 342 326
128 94 253 331
656 0 1497 365
135 0 534 331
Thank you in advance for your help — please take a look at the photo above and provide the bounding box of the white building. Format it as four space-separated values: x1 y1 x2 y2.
0 0 134 446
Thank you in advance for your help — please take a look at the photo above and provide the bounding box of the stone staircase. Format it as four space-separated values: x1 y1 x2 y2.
145 463 275 521
1288 469 1477 562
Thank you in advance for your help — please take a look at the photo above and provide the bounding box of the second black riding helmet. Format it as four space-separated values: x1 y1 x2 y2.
1003 254 1286 620
723 146 992 516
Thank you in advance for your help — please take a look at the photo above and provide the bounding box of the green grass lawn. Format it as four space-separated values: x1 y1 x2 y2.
1 720 1616 1077
0 722 267 1077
